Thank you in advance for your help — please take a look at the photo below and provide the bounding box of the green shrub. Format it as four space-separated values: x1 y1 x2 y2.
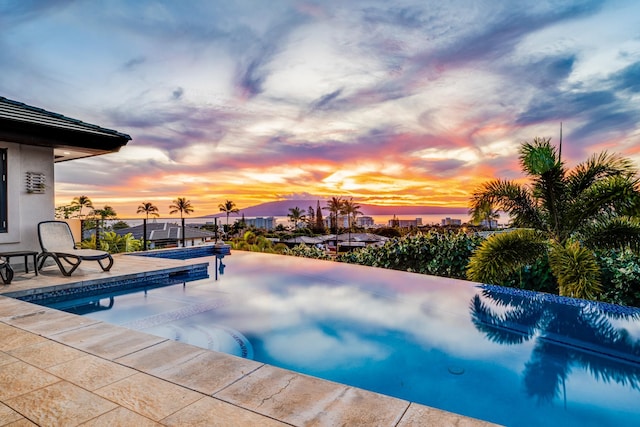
337 231 483 279
596 249 640 307
284 244 332 260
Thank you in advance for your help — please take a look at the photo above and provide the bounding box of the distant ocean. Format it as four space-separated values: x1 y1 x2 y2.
113 212 470 228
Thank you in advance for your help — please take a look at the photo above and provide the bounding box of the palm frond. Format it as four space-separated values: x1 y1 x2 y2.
467 229 548 284
519 137 561 176
566 151 637 197
581 217 640 252
471 180 544 229
548 241 601 299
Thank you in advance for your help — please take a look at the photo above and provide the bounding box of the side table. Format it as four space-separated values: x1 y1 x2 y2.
0 251 39 283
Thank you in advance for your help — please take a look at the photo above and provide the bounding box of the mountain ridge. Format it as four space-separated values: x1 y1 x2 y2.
199 200 468 218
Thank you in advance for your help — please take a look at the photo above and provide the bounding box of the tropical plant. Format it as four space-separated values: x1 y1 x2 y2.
90 205 117 230
80 231 141 253
341 198 362 231
337 231 484 279
111 221 130 231
467 137 640 299
218 199 239 227
306 205 315 228
324 196 343 231
137 202 160 220
71 195 93 218
287 207 306 229
169 197 194 219
55 204 80 219
469 200 500 230
285 244 332 260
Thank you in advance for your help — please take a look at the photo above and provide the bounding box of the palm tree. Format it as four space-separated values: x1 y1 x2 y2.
467 137 640 299
137 202 159 250
341 198 362 232
169 197 194 219
341 198 362 246
218 200 239 227
90 205 117 249
71 195 93 218
287 207 306 229
324 196 344 252
137 202 160 220
169 197 194 247
469 200 500 230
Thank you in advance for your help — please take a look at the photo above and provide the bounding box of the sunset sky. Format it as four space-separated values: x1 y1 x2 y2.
2 0 640 217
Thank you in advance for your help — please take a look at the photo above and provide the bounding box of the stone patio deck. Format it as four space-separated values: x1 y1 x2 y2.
0 254 500 426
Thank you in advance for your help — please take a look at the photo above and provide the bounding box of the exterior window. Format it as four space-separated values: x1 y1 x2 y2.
0 149 6 232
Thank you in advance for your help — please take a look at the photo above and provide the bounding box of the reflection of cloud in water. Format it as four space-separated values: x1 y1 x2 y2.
265 328 390 370
226 280 530 365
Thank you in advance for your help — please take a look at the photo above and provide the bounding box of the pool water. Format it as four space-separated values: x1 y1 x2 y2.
42 252 640 427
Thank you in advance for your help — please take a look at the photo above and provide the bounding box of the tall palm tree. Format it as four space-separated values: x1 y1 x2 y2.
169 197 194 247
467 137 640 299
341 198 362 246
137 202 160 220
169 197 194 219
287 207 306 229
324 196 344 252
71 195 93 218
137 202 159 250
341 198 362 232
218 200 239 227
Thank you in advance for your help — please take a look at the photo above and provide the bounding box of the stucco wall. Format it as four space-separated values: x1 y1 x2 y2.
0 142 55 253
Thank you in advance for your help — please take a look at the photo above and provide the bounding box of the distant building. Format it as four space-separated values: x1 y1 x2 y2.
357 216 375 227
388 218 423 227
479 219 499 229
441 217 462 226
245 217 276 230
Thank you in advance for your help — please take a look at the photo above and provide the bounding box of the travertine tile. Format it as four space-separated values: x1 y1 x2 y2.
2 418 38 426
0 351 19 367
79 407 161 427
51 322 166 359
307 386 409 426
0 323 47 352
215 365 407 426
0 361 60 400
0 298 41 319
8 340 85 368
115 339 207 374
0 402 24 425
5 381 117 427
46 354 136 391
162 396 288 427
154 350 262 395
94 373 202 421
397 403 502 427
5 309 100 336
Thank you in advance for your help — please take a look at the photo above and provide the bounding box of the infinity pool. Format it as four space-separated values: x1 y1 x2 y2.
41 251 640 426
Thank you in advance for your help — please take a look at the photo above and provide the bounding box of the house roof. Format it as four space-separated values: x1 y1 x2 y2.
0 96 131 162
116 223 216 241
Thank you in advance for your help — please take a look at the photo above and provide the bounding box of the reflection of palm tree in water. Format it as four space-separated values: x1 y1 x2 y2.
470 287 640 405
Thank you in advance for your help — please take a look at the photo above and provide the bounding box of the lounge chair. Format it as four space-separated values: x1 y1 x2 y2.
36 221 114 276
